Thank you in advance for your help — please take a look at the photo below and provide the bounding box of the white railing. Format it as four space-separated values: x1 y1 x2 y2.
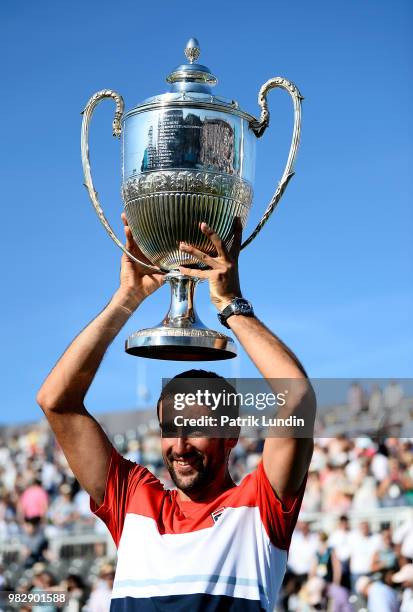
300 506 413 532
0 532 116 564
49 532 117 559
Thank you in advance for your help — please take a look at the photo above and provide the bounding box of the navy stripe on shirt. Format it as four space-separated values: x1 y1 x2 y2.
110 594 265 611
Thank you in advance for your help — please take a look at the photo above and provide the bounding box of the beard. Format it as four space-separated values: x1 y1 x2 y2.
163 445 225 493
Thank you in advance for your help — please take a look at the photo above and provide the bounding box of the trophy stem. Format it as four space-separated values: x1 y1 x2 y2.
161 272 204 329
125 271 237 361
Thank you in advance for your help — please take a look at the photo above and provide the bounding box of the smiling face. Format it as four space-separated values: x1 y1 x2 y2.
161 435 230 492
159 400 236 495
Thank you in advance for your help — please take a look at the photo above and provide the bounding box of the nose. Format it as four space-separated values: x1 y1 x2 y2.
174 436 190 455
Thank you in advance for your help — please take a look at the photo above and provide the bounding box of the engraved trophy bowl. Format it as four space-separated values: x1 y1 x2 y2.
81 37 302 360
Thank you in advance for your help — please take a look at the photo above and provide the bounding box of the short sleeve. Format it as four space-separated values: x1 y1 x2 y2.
255 461 307 551
90 446 160 547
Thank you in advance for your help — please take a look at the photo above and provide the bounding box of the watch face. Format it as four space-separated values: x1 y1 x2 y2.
218 298 253 328
235 299 252 314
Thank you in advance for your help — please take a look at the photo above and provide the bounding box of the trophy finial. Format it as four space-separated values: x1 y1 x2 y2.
167 37 216 91
184 38 200 64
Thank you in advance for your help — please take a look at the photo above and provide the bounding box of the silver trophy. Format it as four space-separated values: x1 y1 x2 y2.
81 38 302 361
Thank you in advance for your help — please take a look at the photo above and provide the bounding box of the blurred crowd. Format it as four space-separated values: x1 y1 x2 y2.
0 381 412 611
282 516 413 612
346 380 405 417
317 380 411 438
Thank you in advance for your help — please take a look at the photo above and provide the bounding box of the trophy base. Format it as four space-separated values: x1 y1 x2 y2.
125 271 237 361
125 327 237 361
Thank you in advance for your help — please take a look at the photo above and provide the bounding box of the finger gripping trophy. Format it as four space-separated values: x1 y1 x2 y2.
81 37 302 361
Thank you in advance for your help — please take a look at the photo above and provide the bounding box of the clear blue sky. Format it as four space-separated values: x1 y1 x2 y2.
1 0 412 424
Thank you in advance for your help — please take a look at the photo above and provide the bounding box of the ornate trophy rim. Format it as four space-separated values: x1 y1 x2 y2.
123 99 255 124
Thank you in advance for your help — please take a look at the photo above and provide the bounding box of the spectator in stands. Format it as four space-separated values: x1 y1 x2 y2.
312 531 335 580
393 564 413 611
328 516 352 589
20 516 49 568
309 531 352 611
347 382 365 416
384 381 404 410
393 513 413 561
378 459 411 507
48 483 76 531
310 442 328 473
18 477 48 521
301 470 322 513
322 464 353 513
344 444 365 485
31 566 58 612
327 436 352 469
352 463 379 511
73 486 96 529
369 385 385 419
287 522 319 590
372 527 398 573
371 443 390 481
296 575 326 610
349 521 382 591
327 578 353 612
86 563 115 612
62 573 89 612
0 486 14 539
41 457 62 497
356 575 400 612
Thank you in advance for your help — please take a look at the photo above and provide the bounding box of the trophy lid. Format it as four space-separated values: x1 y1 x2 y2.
166 38 217 94
125 37 255 123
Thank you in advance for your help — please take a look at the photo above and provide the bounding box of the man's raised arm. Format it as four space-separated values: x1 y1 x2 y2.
36 215 164 507
178 220 315 502
226 315 315 500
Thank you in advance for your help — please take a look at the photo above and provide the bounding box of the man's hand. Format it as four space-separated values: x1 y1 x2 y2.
178 220 242 311
116 213 165 310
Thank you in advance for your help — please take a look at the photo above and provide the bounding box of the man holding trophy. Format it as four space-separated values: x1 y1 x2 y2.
37 39 315 610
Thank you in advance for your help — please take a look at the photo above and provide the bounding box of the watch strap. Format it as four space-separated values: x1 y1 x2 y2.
217 298 254 329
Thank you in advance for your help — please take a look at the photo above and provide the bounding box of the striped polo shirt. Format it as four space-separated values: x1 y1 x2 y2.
90 447 306 611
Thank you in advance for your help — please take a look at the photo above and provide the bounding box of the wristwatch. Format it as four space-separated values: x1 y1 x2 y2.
217 298 254 329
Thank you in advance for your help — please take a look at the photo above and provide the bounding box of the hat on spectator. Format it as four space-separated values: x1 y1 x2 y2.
392 565 413 584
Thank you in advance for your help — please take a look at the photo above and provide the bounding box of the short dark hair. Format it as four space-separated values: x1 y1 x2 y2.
157 369 239 422
156 369 230 421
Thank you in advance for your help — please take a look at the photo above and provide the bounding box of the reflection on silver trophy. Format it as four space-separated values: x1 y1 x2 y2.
81 38 302 361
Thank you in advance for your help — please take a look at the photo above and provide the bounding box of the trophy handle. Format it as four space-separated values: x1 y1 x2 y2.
241 77 303 251
81 90 162 273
